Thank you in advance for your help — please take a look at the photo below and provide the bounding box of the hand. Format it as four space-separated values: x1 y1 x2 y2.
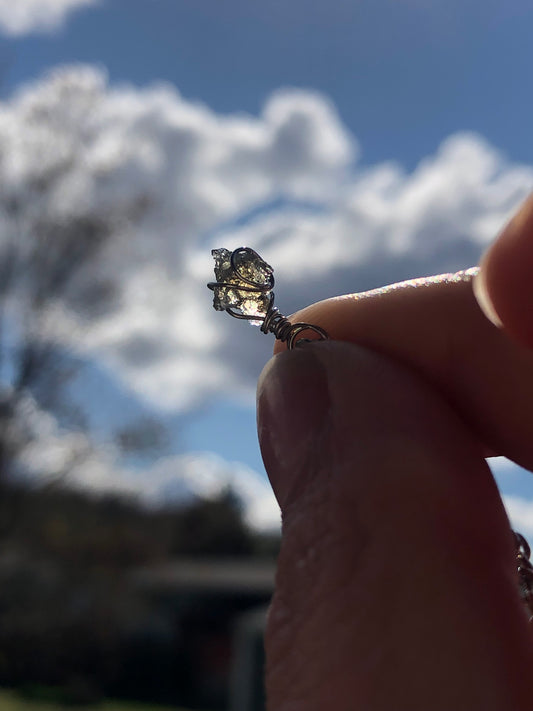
256 195 533 710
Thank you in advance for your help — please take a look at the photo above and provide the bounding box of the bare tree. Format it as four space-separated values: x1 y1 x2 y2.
0 97 151 485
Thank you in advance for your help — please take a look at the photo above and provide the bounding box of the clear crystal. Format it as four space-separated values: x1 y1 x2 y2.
232 249 272 287
209 247 273 320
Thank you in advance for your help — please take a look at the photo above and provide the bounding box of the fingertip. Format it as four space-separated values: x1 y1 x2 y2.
472 266 504 329
476 193 533 349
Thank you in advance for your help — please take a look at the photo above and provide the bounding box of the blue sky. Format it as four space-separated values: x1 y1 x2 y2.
4 0 533 169
1 0 533 530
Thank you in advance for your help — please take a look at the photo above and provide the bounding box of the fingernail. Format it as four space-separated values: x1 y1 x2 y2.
472 268 503 328
473 194 533 329
257 345 330 509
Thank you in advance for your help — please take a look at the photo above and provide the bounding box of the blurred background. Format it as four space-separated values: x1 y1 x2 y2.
0 1 533 709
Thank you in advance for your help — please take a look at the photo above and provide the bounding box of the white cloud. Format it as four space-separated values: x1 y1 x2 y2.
144 452 281 531
503 496 533 540
17 402 280 530
0 65 355 412
223 133 533 286
1 64 532 415
0 0 99 36
2 65 533 514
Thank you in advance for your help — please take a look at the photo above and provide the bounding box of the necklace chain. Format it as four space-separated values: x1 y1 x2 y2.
515 530 533 620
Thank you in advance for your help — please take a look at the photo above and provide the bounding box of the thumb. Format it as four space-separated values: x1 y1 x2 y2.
257 340 533 711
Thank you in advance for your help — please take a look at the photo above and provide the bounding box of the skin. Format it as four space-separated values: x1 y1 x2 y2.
256 194 533 710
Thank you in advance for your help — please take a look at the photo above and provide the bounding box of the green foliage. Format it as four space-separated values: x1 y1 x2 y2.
0 687 189 710
169 488 255 558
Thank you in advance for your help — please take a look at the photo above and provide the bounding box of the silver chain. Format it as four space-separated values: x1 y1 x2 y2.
514 530 533 619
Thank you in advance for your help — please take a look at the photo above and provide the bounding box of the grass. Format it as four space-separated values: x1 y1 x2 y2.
0 689 191 711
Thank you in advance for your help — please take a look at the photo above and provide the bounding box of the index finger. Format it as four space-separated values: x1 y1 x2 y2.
275 266 533 472
475 193 533 348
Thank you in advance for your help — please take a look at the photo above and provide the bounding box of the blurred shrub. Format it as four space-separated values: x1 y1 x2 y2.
0 476 279 707
169 489 255 558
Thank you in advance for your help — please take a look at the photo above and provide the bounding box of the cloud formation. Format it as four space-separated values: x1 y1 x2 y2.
2 65 533 414
18 400 280 530
0 0 98 36
504 496 533 539
0 65 356 412
2 65 533 525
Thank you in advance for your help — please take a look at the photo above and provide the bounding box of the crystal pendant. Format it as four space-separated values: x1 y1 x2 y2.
209 247 274 323
207 246 329 349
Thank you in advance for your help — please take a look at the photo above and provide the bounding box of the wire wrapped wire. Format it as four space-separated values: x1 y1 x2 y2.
208 246 328 349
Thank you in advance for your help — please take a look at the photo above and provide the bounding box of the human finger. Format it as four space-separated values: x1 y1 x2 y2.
474 193 533 349
274 268 533 471
258 341 533 711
